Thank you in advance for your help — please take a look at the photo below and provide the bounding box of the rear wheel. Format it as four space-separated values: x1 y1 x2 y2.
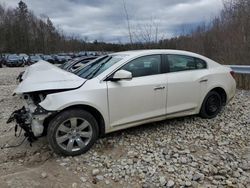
47 109 99 156
200 91 222 119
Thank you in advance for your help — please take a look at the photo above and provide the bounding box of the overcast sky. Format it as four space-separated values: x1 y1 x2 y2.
0 0 224 43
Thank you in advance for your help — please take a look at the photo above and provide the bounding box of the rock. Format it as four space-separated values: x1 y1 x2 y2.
76 167 81 171
92 169 100 176
96 175 104 181
173 153 179 158
226 180 234 187
128 151 136 157
240 161 250 171
41 172 47 179
185 181 192 187
192 172 204 181
214 175 225 180
60 163 68 167
72 183 77 188
105 180 110 185
80 177 87 183
179 149 190 154
166 180 175 187
159 176 166 186
63 158 71 162
180 157 187 164
212 180 219 185
167 167 175 173
127 159 133 165
233 171 240 178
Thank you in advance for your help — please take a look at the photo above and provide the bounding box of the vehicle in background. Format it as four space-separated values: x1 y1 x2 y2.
67 52 74 58
60 56 97 72
42 55 55 64
4 54 25 67
75 51 87 57
35 53 43 57
54 55 72 64
28 55 42 65
19 53 29 62
64 56 72 62
0 55 3 68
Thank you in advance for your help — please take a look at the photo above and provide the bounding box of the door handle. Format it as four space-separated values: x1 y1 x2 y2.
154 86 166 90
200 79 208 83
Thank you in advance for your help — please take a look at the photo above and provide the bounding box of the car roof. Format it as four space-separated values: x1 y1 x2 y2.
110 49 208 60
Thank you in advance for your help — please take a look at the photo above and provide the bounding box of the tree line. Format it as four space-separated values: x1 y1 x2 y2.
0 1 87 54
0 0 249 65
159 0 250 65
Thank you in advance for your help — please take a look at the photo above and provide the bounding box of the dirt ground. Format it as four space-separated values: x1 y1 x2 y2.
0 67 249 188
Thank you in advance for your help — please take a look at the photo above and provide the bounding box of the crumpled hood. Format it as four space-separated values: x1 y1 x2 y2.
15 60 86 94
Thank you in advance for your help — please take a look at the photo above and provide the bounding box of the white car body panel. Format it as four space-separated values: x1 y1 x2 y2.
107 74 167 127
166 70 207 116
14 50 236 136
39 79 110 129
15 60 86 94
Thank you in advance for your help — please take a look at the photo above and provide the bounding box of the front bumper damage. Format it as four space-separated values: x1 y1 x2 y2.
7 107 37 143
7 105 54 144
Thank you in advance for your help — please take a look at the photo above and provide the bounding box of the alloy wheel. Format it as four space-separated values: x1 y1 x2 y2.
55 117 92 152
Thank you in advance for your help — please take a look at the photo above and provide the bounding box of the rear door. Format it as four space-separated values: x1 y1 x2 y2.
107 55 167 127
166 54 208 116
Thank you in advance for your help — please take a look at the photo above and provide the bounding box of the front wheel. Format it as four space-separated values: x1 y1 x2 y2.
199 91 222 119
47 109 99 156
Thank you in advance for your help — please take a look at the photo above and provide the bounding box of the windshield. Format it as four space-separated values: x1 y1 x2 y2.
75 55 124 79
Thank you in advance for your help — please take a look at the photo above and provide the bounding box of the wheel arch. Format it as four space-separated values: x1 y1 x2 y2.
198 86 227 118
209 87 227 105
43 104 106 137
198 86 227 114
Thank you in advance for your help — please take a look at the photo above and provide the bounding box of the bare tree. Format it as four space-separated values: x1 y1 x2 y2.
122 0 133 44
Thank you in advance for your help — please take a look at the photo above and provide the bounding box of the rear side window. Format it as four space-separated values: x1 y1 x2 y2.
167 55 207 72
121 55 161 77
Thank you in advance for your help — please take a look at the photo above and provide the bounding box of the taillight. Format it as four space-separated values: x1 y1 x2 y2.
230 71 235 79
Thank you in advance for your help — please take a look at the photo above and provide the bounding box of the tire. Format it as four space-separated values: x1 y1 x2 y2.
47 109 99 156
199 91 222 119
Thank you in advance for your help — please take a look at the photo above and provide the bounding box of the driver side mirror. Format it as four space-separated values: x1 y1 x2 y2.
111 70 132 81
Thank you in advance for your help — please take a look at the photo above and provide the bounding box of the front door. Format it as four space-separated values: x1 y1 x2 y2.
107 55 167 127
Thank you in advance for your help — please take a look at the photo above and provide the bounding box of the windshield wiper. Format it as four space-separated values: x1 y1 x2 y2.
85 57 112 79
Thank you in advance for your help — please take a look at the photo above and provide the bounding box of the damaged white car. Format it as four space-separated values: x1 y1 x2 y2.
7 50 236 156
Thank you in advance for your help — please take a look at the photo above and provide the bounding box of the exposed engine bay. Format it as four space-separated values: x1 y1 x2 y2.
7 92 54 144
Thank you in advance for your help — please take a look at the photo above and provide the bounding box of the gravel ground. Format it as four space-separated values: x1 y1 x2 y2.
0 67 249 188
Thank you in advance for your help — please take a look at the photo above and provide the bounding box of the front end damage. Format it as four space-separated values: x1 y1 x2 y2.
7 61 86 145
7 93 55 144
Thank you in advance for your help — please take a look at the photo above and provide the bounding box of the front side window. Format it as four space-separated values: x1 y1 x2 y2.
167 55 206 72
121 55 161 77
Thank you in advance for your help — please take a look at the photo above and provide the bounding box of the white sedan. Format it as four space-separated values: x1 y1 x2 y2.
8 50 236 156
